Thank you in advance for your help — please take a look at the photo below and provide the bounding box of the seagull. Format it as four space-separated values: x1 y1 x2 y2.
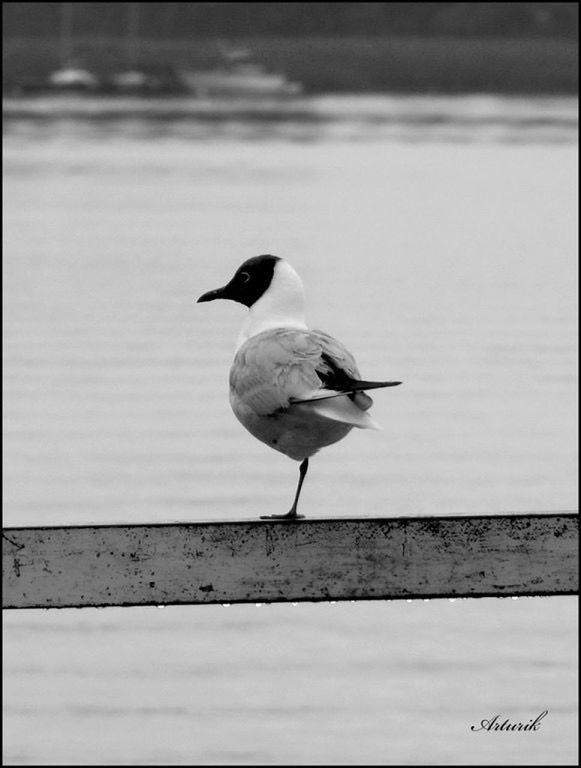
197 255 401 520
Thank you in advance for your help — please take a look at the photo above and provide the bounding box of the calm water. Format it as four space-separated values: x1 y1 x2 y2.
3 97 578 765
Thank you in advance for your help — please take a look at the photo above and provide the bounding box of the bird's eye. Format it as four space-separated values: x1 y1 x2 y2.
239 271 250 283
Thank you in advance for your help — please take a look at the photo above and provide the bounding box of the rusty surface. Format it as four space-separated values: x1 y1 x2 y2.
2 513 578 609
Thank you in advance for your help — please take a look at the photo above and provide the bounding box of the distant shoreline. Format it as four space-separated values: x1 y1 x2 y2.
3 94 577 148
3 36 578 96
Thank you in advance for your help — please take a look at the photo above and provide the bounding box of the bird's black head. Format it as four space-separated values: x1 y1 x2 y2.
197 255 281 308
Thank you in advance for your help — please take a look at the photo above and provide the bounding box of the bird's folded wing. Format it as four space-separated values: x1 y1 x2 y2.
230 328 326 415
230 328 382 431
310 329 361 379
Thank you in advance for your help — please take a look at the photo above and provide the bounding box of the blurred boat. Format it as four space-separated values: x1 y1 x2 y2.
180 46 302 99
48 65 99 91
109 65 185 95
47 4 99 92
110 4 157 94
111 69 150 92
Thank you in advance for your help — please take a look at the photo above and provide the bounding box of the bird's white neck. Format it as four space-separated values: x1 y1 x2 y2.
236 260 308 351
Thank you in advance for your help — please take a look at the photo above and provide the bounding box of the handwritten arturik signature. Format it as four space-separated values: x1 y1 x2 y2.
471 710 548 732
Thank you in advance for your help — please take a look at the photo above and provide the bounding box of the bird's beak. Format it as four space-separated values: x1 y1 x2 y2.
197 285 230 303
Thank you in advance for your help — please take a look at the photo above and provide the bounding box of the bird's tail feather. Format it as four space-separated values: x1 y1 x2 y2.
291 379 401 405
348 379 402 391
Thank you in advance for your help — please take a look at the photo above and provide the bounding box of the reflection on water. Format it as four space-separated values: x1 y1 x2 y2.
3 97 578 765
3 93 578 143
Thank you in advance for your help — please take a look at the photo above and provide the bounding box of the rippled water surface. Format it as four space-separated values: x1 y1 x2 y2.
3 97 578 765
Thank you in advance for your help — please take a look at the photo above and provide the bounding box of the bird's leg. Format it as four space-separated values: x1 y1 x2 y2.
287 457 309 518
260 458 309 520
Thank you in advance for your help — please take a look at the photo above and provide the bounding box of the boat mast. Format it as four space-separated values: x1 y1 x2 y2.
60 2 74 66
127 3 140 70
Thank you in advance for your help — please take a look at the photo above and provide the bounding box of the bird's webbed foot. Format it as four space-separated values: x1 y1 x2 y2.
260 511 305 520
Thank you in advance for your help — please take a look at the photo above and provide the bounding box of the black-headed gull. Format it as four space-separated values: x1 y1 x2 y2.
198 255 401 519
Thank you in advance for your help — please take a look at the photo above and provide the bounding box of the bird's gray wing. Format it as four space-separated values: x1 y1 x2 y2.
230 328 381 429
229 328 328 415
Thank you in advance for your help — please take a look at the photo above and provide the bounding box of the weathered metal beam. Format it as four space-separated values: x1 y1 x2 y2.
2 513 578 609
